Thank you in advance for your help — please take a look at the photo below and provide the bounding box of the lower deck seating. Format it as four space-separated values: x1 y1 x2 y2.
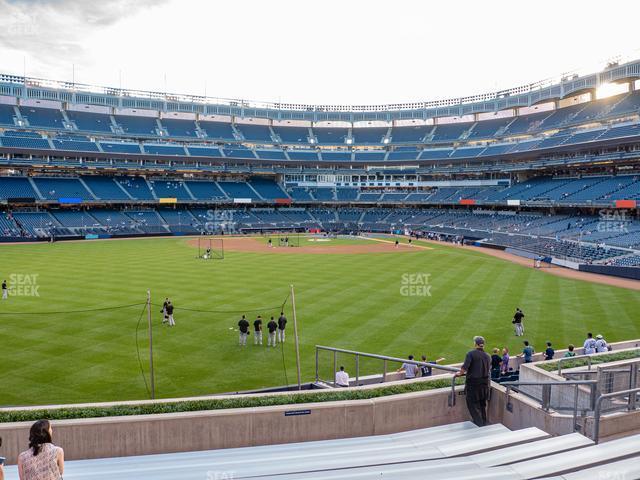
5 423 638 480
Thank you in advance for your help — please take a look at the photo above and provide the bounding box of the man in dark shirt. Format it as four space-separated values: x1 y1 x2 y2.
2 279 7 300
544 341 555 361
267 316 278 347
512 308 525 336
455 336 491 426
277 312 287 344
161 297 169 324
253 315 263 346
238 315 250 346
166 301 175 327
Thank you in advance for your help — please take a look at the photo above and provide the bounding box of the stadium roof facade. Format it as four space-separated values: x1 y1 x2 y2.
1 59 639 123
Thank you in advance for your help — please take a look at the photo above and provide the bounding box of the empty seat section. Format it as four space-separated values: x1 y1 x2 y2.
184 181 227 200
100 142 141 154
66 110 113 133
149 180 192 200
116 177 155 200
33 177 92 200
199 121 236 140
160 118 199 137
0 177 38 199
249 178 287 199
313 127 348 144
114 115 159 136
142 144 186 155
352 127 388 144
235 123 273 142
52 139 99 152
431 123 469 142
389 125 430 143
19 106 65 129
272 125 310 144
81 176 131 200
217 182 260 200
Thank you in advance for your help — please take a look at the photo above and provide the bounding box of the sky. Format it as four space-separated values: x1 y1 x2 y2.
0 0 639 106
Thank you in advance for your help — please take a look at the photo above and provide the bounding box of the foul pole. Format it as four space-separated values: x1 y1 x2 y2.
290 284 302 390
147 289 156 399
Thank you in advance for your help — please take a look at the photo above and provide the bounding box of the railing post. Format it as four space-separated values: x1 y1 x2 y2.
355 354 360 386
382 359 387 383
573 383 579 432
333 350 337 387
629 362 638 411
541 384 551 411
315 347 319 383
448 376 456 407
593 396 603 444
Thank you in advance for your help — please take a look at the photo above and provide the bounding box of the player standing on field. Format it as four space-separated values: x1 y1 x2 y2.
161 297 169 324
238 315 250 346
267 316 278 347
512 308 525 336
253 315 263 345
2 279 7 300
277 312 287 343
166 301 175 327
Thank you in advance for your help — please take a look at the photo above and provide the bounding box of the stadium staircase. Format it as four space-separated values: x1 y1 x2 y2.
4 422 639 479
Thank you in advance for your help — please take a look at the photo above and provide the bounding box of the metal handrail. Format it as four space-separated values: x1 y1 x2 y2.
315 345 460 407
503 380 598 432
557 354 593 375
593 387 640 444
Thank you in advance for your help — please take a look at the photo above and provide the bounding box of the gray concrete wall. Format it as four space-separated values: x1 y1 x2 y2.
0 386 469 465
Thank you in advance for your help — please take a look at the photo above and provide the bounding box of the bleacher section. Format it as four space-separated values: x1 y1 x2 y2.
9 423 637 480
32 177 92 200
19 106 65 129
114 115 159 136
66 110 113 133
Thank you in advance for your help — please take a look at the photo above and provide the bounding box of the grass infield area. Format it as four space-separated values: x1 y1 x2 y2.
0 235 639 407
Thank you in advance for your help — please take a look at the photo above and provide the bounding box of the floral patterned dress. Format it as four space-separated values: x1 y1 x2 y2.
18 443 62 480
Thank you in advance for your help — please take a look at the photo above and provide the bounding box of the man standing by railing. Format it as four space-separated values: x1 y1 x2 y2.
455 336 491 426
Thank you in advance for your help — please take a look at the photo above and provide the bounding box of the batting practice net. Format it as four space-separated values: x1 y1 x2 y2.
195 237 224 260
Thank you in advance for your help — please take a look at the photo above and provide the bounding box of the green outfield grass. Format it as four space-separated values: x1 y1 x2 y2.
0 236 639 407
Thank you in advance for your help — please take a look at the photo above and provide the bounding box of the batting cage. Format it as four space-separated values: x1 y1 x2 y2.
195 237 224 260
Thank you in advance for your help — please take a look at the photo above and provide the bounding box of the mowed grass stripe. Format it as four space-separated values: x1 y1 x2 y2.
0 237 638 405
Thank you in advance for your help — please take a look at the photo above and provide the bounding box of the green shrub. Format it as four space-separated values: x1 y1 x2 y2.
537 349 640 372
0 377 465 423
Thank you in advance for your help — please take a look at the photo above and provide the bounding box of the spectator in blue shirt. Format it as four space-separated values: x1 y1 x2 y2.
519 340 535 363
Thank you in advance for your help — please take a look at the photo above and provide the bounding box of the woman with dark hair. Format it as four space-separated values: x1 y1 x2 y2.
1 436 5 480
17 420 64 480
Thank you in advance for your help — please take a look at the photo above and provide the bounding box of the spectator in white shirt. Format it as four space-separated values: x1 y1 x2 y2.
583 332 597 355
595 334 608 353
335 366 350 387
397 355 418 379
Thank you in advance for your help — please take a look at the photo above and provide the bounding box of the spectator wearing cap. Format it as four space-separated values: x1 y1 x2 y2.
455 336 491 426
595 335 608 353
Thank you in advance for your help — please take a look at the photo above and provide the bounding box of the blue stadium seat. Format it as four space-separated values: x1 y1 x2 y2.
81 176 131 200
235 123 274 142
100 142 142 154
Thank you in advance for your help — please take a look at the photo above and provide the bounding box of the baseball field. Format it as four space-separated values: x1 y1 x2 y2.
0 234 639 406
